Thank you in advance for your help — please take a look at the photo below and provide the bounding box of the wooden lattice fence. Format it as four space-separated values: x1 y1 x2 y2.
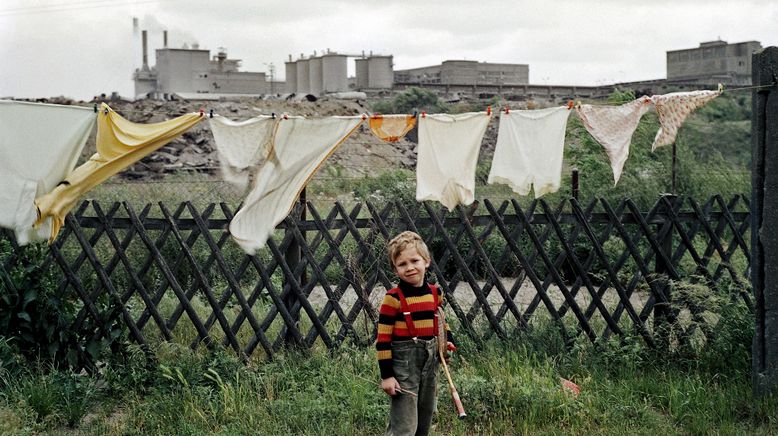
0 194 751 364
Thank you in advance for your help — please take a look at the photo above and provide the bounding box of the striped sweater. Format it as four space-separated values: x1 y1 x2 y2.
376 280 453 379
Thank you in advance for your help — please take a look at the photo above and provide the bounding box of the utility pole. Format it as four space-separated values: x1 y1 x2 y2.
265 62 275 95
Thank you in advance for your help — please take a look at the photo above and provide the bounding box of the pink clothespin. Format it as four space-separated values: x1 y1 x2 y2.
505 106 510 115
199 108 204 116
421 111 426 118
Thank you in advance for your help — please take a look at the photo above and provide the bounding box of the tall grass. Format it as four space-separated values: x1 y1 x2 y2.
1 313 776 435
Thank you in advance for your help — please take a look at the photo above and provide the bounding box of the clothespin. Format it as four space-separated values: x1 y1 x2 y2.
209 109 213 118
103 107 109 115
567 100 574 110
504 105 510 115
93 103 97 113
361 114 367 120
718 83 724 93
486 106 492 116
271 112 276 119
199 107 204 116
412 110 418 118
421 111 426 118
283 114 288 120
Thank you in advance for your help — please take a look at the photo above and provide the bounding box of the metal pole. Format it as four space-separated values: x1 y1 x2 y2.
752 46 778 397
671 142 677 195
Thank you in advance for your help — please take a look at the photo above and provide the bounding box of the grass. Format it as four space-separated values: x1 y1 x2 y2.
1 316 776 435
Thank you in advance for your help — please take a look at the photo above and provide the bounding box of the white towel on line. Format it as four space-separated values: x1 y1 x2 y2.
209 115 277 190
229 115 364 254
416 112 491 210
0 100 95 244
488 106 571 198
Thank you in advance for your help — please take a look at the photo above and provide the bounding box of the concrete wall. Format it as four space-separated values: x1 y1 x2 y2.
155 49 211 95
309 57 323 95
395 61 529 86
355 58 369 89
367 56 393 89
285 62 297 93
667 40 762 85
322 54 348 93
209 71 267 94
296 58 310 94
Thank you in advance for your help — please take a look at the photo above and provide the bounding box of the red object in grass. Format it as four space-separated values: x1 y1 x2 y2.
561 378 580 396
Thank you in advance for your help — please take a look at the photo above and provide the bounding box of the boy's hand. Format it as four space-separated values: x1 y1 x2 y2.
444 341 456 362
381 377 401 396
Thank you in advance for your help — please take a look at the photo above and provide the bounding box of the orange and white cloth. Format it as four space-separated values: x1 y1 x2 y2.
576 96 653 185
416 112 491 210
0 100 96 244
651 90 721 150
368 114 416 142
488 107 571 198
229 115 365 254
209 115 278 190
34 103 203 242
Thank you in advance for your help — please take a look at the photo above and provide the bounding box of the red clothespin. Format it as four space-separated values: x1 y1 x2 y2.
487 105 491 116
283 114 288 120
567 100 574 110
199 107 204 116
421 111 426 118
361 114 367 120
505 105 510 115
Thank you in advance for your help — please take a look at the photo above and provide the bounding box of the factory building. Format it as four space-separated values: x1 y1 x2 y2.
284 50 393 95
666 40 762 85
394 60 529 85
132 30 273 99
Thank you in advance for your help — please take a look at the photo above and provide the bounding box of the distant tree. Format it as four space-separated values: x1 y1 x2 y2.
393 87 446 114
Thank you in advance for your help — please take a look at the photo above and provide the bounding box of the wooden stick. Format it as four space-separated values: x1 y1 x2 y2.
439 348 466 419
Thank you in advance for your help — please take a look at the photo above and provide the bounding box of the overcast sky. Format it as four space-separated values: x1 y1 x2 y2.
1 0 776 100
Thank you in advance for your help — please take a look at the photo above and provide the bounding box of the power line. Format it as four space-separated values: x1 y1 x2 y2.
0 0 168 17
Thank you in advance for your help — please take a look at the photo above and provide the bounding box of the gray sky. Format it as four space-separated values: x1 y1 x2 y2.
1 0 776 100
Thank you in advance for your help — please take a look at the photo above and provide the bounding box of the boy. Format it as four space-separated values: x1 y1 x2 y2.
376 231 455 436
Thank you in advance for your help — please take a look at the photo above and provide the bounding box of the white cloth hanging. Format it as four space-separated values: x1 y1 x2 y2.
576 96 653 185
229 115 364 254
488 106 571 198
416 112 491 210
0 100 95 244
209 115 277 190
651 90 721 151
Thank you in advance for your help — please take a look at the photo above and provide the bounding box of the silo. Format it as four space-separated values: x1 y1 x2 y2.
355 58 369 89
285 60 297 94
296 57 310 94
309 56 323 96
321 53 347 93
368 55 394 89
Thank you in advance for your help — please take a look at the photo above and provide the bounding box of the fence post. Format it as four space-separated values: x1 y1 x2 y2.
654 194 676 348
571 168 579 201
283 187 307 346
752 46 778 397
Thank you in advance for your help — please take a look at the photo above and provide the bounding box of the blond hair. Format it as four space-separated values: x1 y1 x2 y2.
387 231 431 267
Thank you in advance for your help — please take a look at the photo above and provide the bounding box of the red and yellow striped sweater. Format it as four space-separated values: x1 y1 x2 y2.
376 280 453 379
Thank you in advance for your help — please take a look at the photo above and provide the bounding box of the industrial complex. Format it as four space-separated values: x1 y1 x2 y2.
132 30 762 101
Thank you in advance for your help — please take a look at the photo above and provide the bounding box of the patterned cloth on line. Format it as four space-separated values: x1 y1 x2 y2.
576 96 653 185
651 90 721 151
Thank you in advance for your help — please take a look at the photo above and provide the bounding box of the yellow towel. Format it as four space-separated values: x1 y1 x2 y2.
34 103 203 242
368 114 416 143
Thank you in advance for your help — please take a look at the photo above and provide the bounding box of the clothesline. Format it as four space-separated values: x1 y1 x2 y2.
0 86 752 252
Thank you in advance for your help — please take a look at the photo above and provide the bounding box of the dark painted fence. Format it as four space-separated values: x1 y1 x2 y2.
0 195 751 364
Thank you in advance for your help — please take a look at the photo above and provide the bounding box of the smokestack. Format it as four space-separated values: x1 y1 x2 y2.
141 30 148 70
288 54 292 62
163 30 168 48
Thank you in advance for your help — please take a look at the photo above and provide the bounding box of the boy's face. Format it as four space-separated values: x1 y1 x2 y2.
392 246 430 287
